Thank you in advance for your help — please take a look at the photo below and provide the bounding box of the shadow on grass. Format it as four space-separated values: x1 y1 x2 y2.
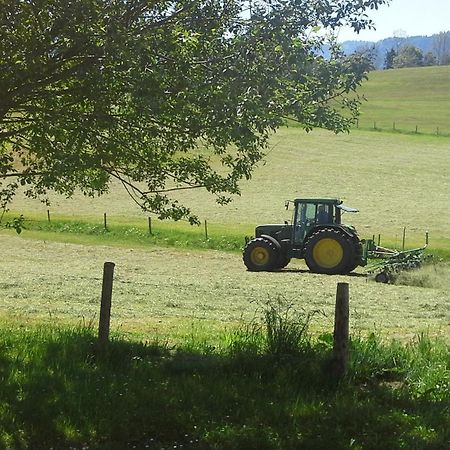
0 327 448 450
274 268 368 279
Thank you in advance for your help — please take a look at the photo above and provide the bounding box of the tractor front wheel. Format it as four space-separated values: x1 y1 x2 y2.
243 237 278 271
275 253 291 270
304 228 353 275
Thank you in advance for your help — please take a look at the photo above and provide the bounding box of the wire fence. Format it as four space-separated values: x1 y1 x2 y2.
353 119 450 137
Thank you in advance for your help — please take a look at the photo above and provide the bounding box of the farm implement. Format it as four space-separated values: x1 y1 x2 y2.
365 242 427 283
243 197 427 282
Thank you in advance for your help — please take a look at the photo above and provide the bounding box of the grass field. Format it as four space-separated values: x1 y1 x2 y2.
356 65 450 134
4 104 450 339
2 233 449 342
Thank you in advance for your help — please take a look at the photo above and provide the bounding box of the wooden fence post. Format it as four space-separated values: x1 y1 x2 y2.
47 210 51 223
148 217 152 235
402 227 406 251
204 219 208 240
98 262 115 354
103 212 107 230
332 282 349 380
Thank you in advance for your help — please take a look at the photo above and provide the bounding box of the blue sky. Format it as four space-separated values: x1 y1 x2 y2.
336 0 450 42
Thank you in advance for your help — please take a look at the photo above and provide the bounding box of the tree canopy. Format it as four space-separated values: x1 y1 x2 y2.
0 0 389 223
393 44 424 69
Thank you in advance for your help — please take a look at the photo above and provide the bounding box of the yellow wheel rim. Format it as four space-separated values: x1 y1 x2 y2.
250 246 270 266
312 238 343 269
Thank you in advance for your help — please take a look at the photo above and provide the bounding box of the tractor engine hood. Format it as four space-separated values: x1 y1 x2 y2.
255 224 292 240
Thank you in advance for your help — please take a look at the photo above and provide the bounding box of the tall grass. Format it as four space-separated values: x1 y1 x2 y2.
5 216 246 253
394 261 450 289
0 310 448 449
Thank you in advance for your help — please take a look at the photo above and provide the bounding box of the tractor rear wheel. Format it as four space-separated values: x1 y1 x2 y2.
304 228 353 275
243 237 278 271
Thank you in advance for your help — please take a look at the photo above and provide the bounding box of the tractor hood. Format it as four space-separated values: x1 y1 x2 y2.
255 223 292 240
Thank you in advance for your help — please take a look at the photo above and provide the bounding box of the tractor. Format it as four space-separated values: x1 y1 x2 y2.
243 198 367 274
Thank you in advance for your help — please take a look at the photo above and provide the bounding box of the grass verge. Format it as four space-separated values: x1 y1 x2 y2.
1 215 248 253
0 303 448 450
3 214 450 261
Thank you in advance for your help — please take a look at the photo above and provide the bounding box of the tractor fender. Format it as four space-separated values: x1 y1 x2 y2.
304 224 356 242
260 234 282 251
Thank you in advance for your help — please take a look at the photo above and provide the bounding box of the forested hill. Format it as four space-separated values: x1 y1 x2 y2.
341 31 450 69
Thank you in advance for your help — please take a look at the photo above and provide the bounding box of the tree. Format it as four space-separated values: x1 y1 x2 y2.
384 48 397 69
423 51 437 67
353 44 378 72
393 45 423 68
0 0 389 223
432 31 450 65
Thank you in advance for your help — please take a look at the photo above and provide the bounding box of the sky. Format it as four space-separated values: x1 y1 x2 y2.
336 0 450 42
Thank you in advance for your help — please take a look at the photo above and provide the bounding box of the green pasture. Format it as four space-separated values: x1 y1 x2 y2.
356 65 450 134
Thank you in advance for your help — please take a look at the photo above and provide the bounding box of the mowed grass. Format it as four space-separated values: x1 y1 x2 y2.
1 234 449 341
356 65 450 134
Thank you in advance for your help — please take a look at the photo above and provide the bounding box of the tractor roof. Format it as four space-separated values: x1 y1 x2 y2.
292 198 359 212
293 198 342 205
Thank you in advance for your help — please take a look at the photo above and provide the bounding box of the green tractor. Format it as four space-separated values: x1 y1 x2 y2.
243 198 367 275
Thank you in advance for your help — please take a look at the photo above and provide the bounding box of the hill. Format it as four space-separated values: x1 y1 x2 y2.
356 65 450 134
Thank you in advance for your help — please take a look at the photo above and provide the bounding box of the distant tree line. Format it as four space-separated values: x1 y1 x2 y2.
384 32 450 69
341 31 450 70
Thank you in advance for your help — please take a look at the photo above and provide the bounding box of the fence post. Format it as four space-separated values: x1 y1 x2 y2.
47 210 51 223
98 262 115 354
148 217 152 235
332 282 350 380
103 212 107 230
425 231 429 246
204 219 208 240
402 227 406 251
